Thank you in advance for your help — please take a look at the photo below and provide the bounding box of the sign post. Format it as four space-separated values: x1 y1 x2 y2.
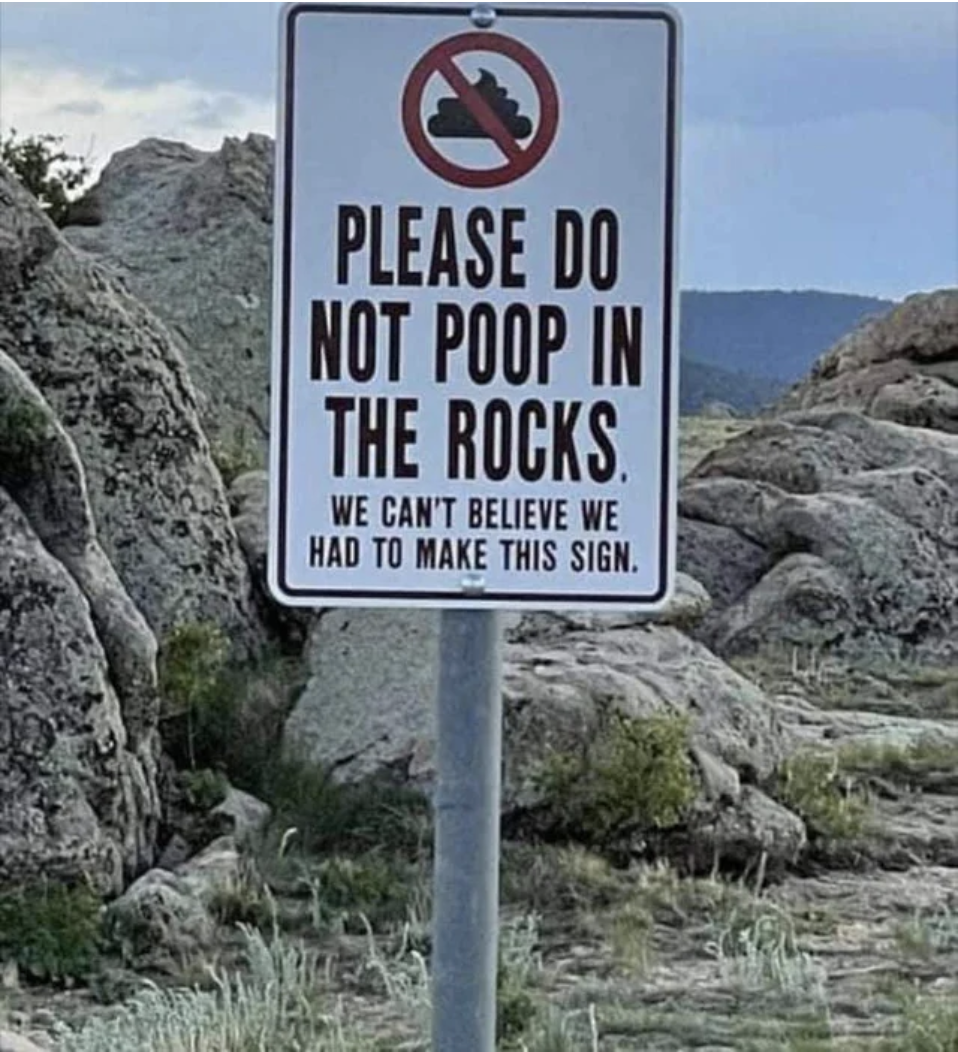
269 3 681 1047
433 607 502 1049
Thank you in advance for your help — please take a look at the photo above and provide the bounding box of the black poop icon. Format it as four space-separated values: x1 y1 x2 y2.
428 69 533 140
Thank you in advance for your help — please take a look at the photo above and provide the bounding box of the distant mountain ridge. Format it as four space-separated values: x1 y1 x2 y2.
678 289 895 414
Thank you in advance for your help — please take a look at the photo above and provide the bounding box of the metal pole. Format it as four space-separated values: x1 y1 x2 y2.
432 607 502 1051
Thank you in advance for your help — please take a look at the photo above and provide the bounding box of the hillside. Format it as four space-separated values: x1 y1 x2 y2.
679 357 785 415
681 289 894 384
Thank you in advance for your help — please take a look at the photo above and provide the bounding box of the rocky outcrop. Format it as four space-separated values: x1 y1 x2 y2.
0 162 260 646
775 290 958 432
0 352 158 892
679 411 958 664
106 836 245 969
64 136 273 459
228 470 311 648
284 611 801 869
284 609 441 784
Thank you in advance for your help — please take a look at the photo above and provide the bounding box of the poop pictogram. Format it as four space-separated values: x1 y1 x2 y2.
428 69 533 140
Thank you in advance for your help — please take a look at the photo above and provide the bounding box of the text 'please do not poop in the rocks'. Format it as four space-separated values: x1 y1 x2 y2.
271 9 679 607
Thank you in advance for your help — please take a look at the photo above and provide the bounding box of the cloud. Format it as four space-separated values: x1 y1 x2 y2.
0 51 274 175
53 99 105 117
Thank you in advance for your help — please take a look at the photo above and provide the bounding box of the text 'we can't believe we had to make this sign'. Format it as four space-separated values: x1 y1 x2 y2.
269 4 680 610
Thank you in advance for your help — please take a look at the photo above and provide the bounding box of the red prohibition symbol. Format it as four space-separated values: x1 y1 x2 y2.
402 31 560 190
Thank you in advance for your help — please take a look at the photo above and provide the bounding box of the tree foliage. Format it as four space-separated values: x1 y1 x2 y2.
1 128 91 227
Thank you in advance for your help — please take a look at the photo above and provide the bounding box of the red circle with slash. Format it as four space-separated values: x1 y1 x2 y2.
402 31 560 189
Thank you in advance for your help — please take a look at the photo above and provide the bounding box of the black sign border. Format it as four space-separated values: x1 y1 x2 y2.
274 3 680 606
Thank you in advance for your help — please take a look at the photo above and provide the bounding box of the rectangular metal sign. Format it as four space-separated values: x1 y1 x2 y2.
269 2 681 609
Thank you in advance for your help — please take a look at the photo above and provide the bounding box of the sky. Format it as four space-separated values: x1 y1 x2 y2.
0 2 955 300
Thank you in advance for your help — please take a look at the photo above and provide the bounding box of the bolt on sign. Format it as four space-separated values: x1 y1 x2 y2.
269 2 682 610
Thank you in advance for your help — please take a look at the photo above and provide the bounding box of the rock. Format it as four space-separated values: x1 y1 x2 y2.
64 136 273 458
0 162 260 645
0 1033 48 1052
0 350 159 746
678 518 773 609
106 836 241 966
284 613 798 868
0 356 158 890
229 470 269 575
690 744 742 804
505 573 712 641
658 572 713 630
775 289 958 433
106 867 215 967
680 411 958 664
229 470 311 647
709 554 856 655
156 834 192 871
284 609 441 784
503 623 791 796
211 787 272 847
698 400 737 420
660 786 807 873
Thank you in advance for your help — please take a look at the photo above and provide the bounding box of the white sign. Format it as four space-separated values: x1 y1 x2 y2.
268 2 682 610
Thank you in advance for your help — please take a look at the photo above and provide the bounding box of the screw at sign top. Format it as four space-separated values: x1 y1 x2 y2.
471 5 497 28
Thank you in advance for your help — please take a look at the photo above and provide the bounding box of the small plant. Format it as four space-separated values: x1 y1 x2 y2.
1 128 91 227
837 736 958 791
211 425 264 487
54 924 355 1050
306 853 416 931
260 757 430 859
776 749 870 840
158 622 230 770
500 843 625 915
0 395 50 488
207 858 270 930
707 907 827 1004
607 898 654 974
519 1005 600 1052
894 904 958 960
534 711 696 846
497 915 544 1045
182 767 229 812
881 986 958 1052
0 881 102 984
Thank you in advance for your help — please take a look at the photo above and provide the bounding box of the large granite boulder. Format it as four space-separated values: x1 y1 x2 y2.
283 609 441 784
0 351 158 892
679 411 958 664
283 612 801 869
775 289 958 433
63 135 273 460
0 161 260 646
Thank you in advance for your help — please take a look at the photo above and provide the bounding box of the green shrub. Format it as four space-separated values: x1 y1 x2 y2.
1 128 90 227
496 916 542 1045
207 859 271 930
0 395 50 489
776 750 870 840
306 853 416 930
534 711 696 845
261 757 430 860
158 625 307 794
0 881 102 983
158 622 230 770
500 842 625 914
211 425 264 487
881 987 958 1052
182 767 230 812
